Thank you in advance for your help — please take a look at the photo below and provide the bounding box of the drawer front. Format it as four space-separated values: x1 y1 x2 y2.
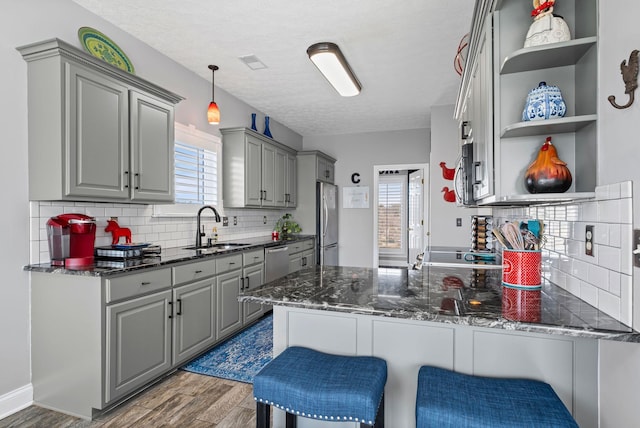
288 242 304 254
243 249 265 266
303 239 314 250
106 268 171 303
173 259 216 285
216 254 242 273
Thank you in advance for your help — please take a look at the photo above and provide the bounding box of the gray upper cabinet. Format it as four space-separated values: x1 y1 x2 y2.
18 38 183 203
220 127 297 208
316 154 335 183
456 0 597 205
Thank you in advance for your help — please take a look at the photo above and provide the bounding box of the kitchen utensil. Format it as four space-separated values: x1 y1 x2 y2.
501 222 524 250
491 228 512 249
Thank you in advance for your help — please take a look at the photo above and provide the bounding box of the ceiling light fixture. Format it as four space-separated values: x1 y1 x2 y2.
207 64 220 125
307 42 361 97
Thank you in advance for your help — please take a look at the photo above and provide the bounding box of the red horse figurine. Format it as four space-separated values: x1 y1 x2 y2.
105 219 132 245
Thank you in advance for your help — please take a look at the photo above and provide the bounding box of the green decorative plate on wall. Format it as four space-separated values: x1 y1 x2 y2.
78 27 135 73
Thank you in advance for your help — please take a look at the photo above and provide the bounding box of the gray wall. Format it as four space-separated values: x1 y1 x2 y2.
0 0 301 413
429 105 484 248
303 129 429 267
595 1 640 426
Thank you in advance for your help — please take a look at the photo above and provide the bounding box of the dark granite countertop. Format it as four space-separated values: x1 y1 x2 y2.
239 265 640 342
24 235 315 277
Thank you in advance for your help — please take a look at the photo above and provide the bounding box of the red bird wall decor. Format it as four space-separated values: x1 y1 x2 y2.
439 162 455 180
442 187 456 203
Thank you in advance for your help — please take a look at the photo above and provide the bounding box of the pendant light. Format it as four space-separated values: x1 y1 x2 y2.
207 65 220 124
307 42 361 97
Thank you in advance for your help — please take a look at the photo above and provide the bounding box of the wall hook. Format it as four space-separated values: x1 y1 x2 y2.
608 49 639 109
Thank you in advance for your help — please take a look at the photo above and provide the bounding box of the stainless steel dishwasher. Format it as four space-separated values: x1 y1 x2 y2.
265 245 289 282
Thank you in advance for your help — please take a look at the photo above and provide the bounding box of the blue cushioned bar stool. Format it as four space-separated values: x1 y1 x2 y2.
254 346 387 428
415 366 578 428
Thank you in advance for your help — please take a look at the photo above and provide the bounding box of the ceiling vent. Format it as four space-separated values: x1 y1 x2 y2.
239 54 268 70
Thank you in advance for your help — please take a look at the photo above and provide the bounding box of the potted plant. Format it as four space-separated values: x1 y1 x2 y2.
274 213 301 240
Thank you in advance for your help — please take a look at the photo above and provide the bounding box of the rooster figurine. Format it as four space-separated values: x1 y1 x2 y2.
442 187 456 203
439 162 455 180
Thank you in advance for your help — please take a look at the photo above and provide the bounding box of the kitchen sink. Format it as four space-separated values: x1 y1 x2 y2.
183 243 250 251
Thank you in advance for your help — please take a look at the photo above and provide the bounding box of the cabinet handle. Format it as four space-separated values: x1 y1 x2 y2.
195 270 203 274
241 277 245 290
168 301 173 319
176 299 182 316
141 281 151 286
473 161 482 185
229 262 235 265
134 173 140 190
245 276 250 289
461 120 470 140
263 190 267 200
325 170 329 178
124 171 129 189
302 256 307 266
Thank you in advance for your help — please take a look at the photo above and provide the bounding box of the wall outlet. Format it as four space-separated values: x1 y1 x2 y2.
634 229 640 268
233 216 237 226
456 218 462 227
585 225 594 256
222 216 228 226
263 216 267 225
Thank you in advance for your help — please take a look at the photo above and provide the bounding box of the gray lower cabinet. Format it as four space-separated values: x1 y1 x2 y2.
242 249 265 324
106 290 172 403
29 246 270 419
288 238 315 273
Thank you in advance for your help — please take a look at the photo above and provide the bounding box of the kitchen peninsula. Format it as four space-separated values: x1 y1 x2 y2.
239 265 639 428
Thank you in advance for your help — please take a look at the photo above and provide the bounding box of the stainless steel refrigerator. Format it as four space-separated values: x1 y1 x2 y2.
317 182 338 265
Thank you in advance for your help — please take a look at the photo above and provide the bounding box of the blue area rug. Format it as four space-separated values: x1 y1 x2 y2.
181 314 273 384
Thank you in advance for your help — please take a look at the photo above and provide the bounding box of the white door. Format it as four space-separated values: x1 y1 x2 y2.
408 169 425 264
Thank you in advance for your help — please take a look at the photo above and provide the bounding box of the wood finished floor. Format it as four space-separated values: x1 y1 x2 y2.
0 371 265 428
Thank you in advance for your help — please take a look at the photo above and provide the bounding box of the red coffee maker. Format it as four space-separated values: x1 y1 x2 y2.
47 214 97 267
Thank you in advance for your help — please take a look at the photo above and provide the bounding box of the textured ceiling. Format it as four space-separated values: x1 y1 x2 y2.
72 0 474 137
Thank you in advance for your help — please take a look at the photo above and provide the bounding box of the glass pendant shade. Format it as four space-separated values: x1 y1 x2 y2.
207 64 220 124
207 101 220 124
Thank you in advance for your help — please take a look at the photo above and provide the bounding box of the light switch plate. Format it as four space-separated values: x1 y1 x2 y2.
634 229 640 268
222 216 228 226
233 216 237 226
456 218 462 227
263 216 267 225
585 225 594 256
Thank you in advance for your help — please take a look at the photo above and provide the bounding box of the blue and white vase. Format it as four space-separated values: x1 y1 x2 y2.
522 81 566 122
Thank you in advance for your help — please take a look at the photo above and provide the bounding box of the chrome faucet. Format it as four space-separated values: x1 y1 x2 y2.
196 205 222 248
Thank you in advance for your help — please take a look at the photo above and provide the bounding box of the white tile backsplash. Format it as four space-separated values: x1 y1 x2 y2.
494 180 634 327
30 201 295 264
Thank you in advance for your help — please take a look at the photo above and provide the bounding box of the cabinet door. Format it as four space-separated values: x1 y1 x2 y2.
289 252 303 274
173 278 216 366
66 61 129 199
106 290 172 403
472 20 494 201
302 249 315 268
316 156 328 182
285 153 297 207
245 135 263 207
274 149 287 207
217 269 243 338
130 91 175 202
242 263 264 324
261 143 277 206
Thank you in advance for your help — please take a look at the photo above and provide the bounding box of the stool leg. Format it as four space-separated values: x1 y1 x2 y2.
256 402 270 428
285 412 297 428
369 393 385 428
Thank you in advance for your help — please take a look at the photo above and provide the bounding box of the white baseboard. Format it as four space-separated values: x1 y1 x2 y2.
0 384 33 421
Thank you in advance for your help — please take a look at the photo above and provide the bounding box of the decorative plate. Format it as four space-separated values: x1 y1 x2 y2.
78 27 135 73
